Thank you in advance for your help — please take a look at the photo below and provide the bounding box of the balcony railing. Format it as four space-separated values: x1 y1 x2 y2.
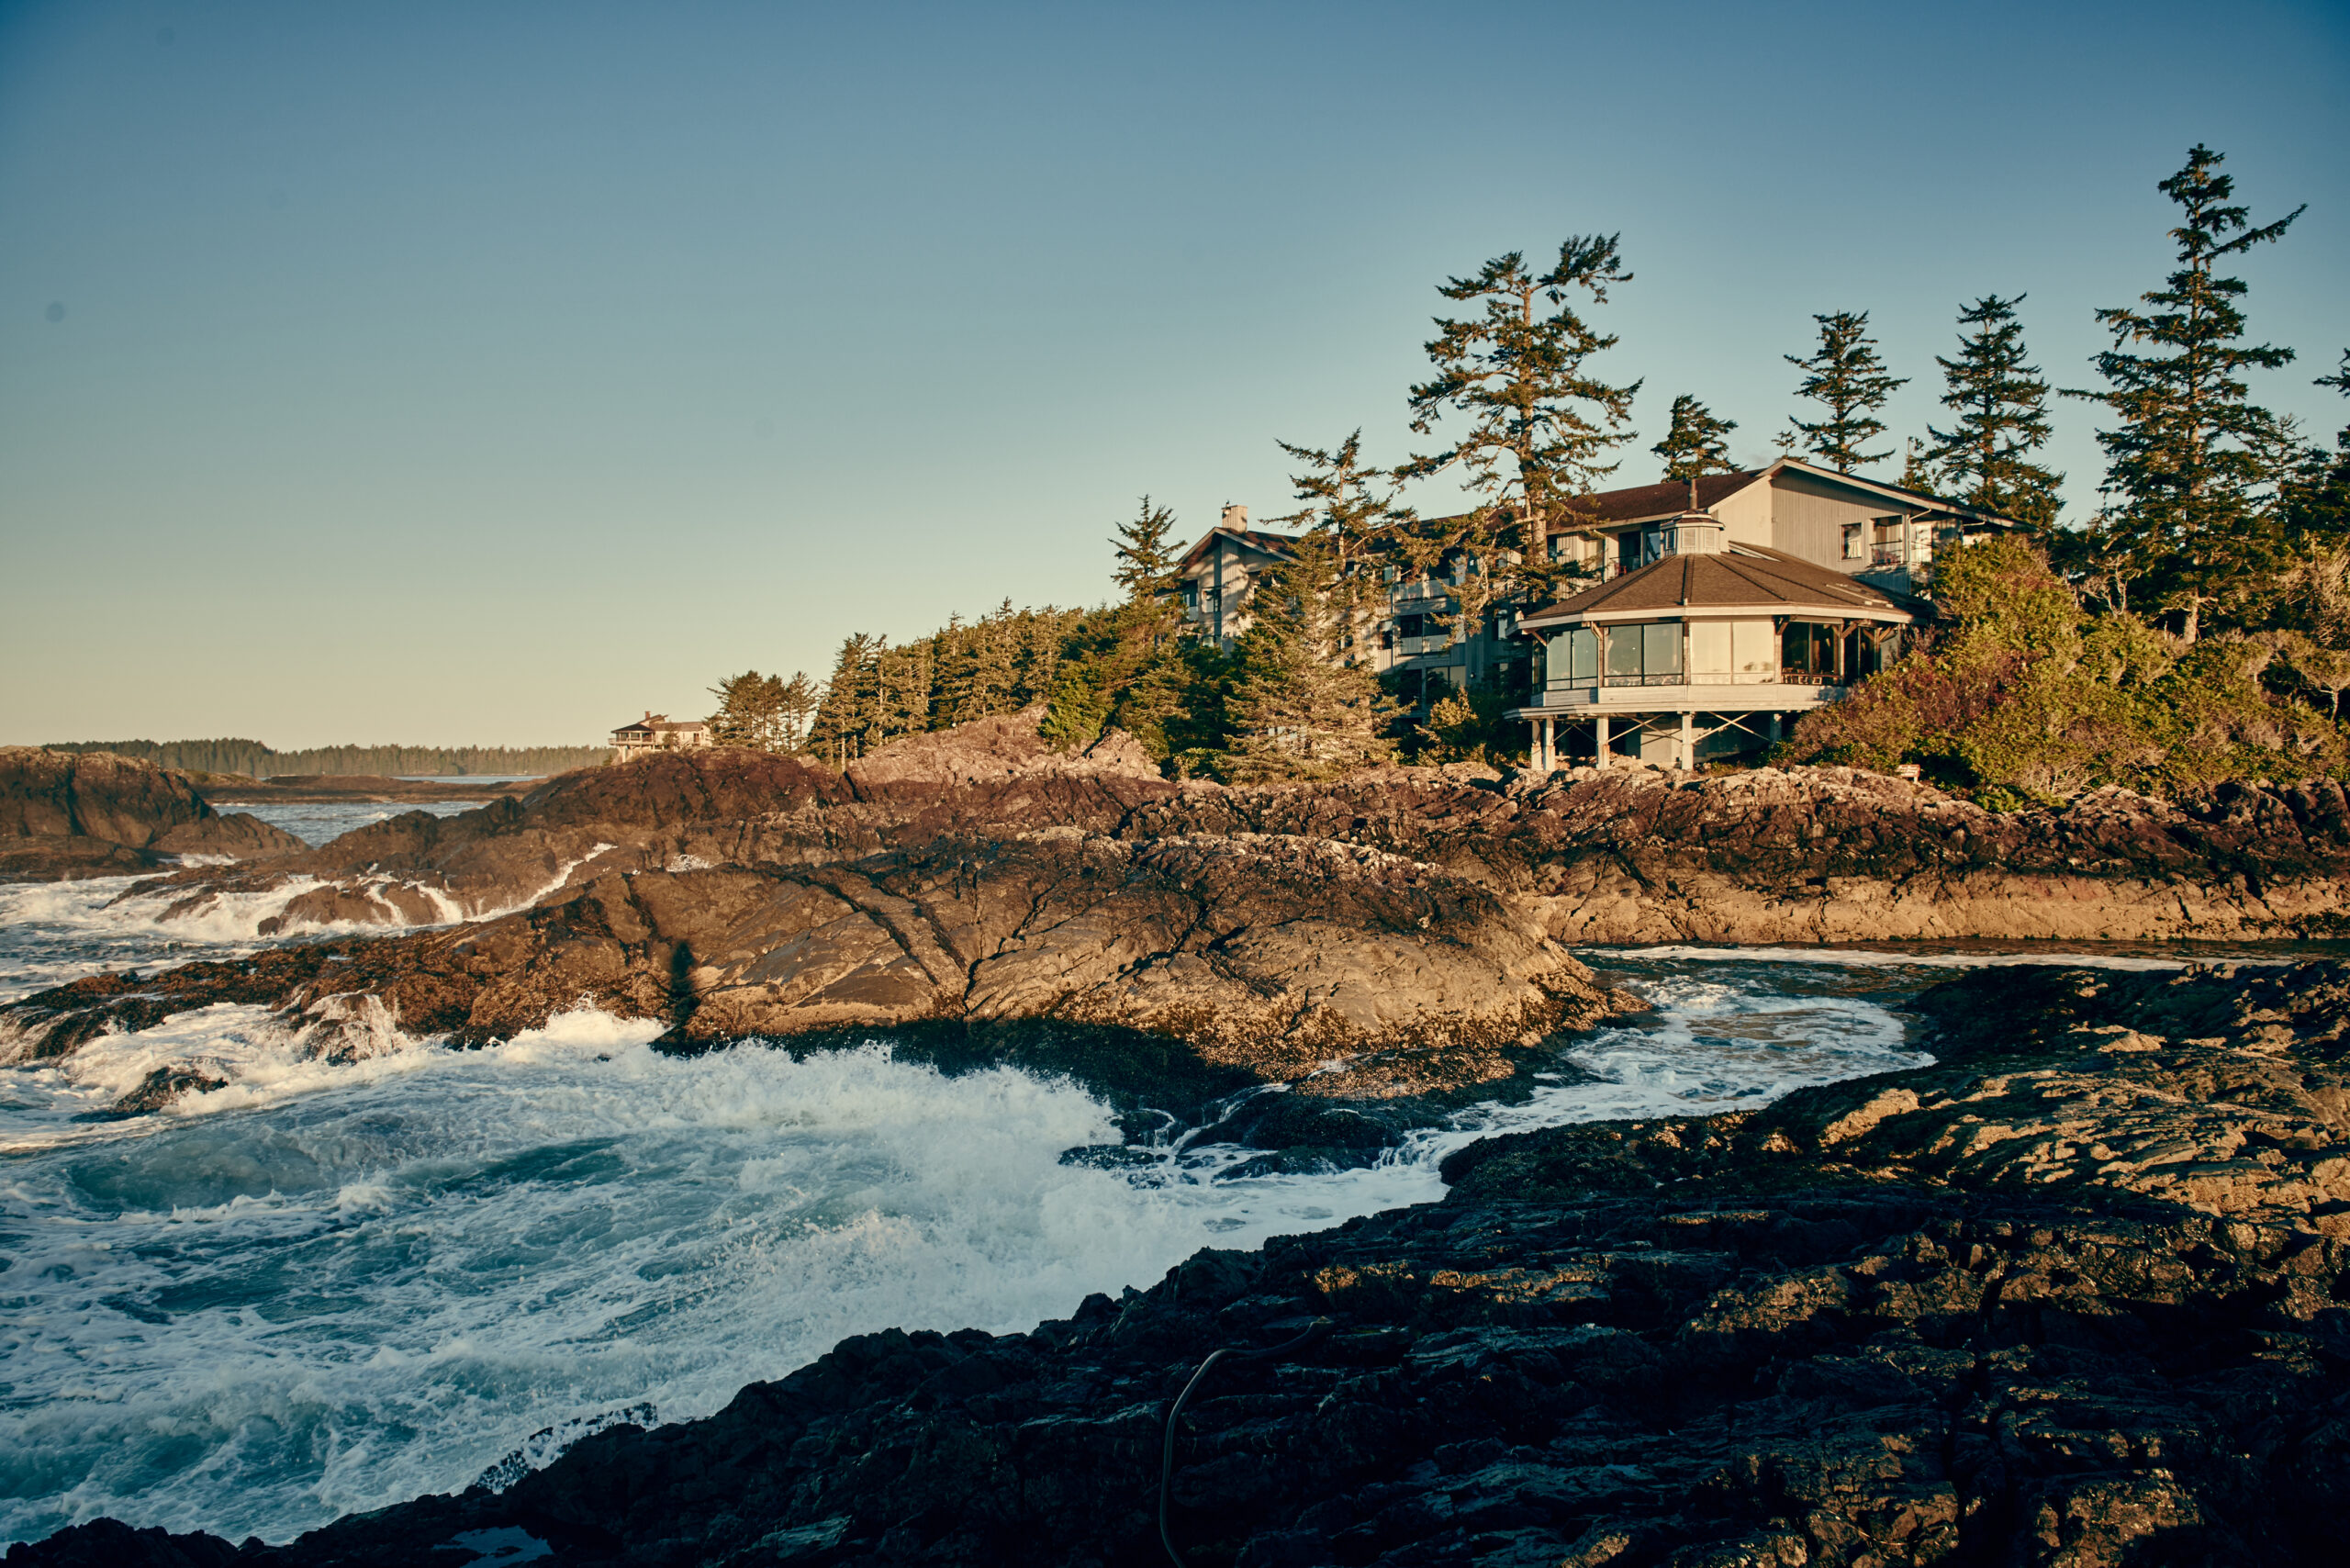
1869 544 1908 568
1593 670 1789 687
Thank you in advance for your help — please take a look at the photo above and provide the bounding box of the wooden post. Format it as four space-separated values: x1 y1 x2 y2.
1679 711 1694 770
1541 715 1555 773
1595 713 1610 767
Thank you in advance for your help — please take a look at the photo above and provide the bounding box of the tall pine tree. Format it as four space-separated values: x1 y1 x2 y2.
2067 143 2303 640
1273 430 1415 633
1401 236 1642 625
1221 538 1397 782
1920 294 2063 532
1786 311 1907 473
1111 497 1181 605
1651 395 1739 484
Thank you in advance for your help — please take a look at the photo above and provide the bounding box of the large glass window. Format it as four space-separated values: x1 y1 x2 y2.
1602 622 1684 684
1606 623 1643 679
1782 622 1839 678
1549 626 1599 683
1733 619 1775 676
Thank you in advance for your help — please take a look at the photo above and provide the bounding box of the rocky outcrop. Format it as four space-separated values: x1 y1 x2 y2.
33 960 2350 1568
118 711 1181 924
117 725 2350 943
1134 765 2350 941
0 747 303 881
2 829 1628 1099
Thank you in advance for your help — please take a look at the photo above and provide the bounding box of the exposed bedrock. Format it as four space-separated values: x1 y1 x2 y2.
115 711 1182 926
110 710 2350 941
0 746 303 881
1132 765 2350 942
0 829 1629 1103
36 961 2350 1567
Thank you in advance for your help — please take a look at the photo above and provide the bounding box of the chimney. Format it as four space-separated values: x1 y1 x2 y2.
643 710 652 721
1221 502 1248 531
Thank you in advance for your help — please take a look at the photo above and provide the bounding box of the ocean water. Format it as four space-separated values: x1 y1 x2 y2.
0 840 2220 1548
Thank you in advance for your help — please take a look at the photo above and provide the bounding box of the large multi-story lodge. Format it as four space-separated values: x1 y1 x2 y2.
1175 458 2017 769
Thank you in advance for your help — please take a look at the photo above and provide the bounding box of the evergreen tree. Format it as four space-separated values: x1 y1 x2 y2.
1273 430 1416 635
776 671 819 751
1651 395 1738 485
1920 295 2063 532
807 633 881 763
1221 538 1397 781
707 670 789 749
1401 236 1642 622
939 600 1020 722
1111 497 1181 605
2066 143 2303 640
1786 311 1907 473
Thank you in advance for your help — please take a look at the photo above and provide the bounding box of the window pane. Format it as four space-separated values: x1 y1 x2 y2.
1606 625 1642 677
1566 628 1597 679
1689 621 1731 674
1733 620 1774 673
1782 622 1812 674
1644 622 1682 675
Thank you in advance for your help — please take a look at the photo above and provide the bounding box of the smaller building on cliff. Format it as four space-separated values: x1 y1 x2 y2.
610 712 711 762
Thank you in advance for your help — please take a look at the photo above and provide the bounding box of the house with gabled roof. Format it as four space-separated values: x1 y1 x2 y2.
1171 457 2018 768
1175 504 1305 646
610 711 712 762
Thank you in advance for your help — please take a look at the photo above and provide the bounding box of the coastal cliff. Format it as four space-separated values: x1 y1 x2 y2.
0 747 303 880
28 959 2350 1566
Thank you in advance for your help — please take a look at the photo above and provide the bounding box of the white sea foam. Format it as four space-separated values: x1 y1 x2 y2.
0 963 1931 1547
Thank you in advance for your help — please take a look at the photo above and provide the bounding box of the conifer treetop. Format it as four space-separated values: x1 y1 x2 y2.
1921 293 2064 532
2065 143 2303 636
1651 394 1739 484
1785 310 1907 473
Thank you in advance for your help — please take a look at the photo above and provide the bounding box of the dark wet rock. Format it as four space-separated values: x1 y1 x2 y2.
105 1064 229 1115
0 747 303 881
33 959 2350 1566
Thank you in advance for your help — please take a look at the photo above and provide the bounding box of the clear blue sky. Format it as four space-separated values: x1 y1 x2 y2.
3 0 2344 748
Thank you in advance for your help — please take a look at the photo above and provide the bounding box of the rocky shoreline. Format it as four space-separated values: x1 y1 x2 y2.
15 721 2350 1563
14 717 2350 1120
0 747 304 881
23 958 2350 1567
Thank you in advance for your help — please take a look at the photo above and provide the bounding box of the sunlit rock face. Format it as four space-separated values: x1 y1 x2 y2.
0 746 302 881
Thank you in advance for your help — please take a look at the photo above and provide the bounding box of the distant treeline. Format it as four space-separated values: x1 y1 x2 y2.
41 738 609 778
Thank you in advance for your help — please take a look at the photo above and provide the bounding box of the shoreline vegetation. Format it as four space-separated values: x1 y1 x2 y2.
711 144 2350 811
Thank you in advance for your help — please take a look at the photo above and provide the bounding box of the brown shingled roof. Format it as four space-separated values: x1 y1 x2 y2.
1519 545 1919 625
1561 471 1761 526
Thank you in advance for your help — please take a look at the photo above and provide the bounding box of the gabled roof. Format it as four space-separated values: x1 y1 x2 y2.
1519 544 1921 627
1418 458 2018 540
612 715 707 735
1560 470 1762 526
1177 526 1304 571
